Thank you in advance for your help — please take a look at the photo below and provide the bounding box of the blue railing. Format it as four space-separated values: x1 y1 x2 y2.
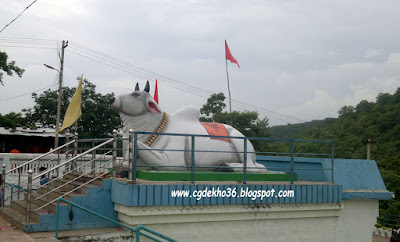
5 182 27 201
56 197 176 241
131 132 335 184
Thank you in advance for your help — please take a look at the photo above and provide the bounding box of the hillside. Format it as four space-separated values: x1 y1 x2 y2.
268 88 400 216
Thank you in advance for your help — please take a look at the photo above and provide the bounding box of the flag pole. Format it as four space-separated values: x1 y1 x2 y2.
225 59 232 125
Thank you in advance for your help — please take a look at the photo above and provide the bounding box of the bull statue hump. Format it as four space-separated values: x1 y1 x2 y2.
109 81 268 173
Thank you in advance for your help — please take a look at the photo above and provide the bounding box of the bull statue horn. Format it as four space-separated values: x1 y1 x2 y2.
144 81 150 92
135 83 140 91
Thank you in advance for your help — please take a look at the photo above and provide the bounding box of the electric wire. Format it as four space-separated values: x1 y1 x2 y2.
0 83 58 103
0 37 304 123
68 43 304 123
0 0 39 34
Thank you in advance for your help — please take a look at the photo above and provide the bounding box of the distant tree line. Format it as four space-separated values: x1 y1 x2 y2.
270 88 400 217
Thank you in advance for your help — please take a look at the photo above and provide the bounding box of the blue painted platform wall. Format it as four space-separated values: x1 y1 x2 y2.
24 156 392 232
257 155 392 200
24 179 118 232
111 180 342 207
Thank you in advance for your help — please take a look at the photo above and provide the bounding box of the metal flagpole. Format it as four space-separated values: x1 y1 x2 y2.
225 59 233 125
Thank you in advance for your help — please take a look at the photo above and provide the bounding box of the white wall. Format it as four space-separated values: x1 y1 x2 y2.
115 199 379 242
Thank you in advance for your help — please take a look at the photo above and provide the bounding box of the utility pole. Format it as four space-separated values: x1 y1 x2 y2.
362 138 375 160
54 40 68 149
367 139 372 160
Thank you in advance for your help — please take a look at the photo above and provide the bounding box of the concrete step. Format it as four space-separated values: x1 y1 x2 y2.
26 192 69 214
0 207 36 229
36 187 85 203
63 173 104 186
51 178 97 195
11 200 50 222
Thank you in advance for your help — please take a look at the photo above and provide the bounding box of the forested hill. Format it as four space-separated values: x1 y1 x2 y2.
269 88 400 216
270 119 329 139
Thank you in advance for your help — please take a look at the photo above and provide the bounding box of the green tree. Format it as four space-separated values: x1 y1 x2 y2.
0 51 25 85
200 93 271 151
269 86 400 217
23 78 121 137
200 92 226 122
0 112 26 128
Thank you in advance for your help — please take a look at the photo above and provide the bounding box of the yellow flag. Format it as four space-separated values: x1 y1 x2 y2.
57 76 83 134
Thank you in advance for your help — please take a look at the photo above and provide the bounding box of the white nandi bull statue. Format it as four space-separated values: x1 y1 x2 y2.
109 81 268 173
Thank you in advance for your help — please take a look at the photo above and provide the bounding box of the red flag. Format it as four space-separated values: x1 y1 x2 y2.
225 40 240 68
154 79 159 104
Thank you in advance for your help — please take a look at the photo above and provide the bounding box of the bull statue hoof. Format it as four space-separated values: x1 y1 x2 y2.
110 81 269 173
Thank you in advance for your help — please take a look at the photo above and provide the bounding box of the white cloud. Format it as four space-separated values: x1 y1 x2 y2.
1 0 400 128
364 49 382 59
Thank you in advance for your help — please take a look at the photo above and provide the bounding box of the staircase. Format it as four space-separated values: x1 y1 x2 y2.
0 172 117 232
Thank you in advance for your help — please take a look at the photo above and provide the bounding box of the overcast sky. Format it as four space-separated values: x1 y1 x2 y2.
1 0 400 126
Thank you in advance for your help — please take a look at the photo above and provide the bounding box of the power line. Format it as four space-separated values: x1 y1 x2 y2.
0 37 304 123
0 45 57 50
0 83 57 103
68 42 305 123
0 0 39 34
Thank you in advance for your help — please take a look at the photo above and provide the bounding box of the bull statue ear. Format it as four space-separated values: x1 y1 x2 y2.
135 83 140 91
144 81 150 92
147 98 162 114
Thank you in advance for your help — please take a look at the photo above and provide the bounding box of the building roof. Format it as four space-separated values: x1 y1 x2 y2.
0 127 66 138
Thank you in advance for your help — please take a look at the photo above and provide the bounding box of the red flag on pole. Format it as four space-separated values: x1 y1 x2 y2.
154 79 159 104
225 40 240 68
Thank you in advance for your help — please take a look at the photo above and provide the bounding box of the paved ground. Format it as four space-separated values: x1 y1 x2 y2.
373 234 390 242
0 215 35 241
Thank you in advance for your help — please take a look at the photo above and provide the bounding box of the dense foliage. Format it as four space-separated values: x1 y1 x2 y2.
0 51 24 85
200 92 271 151
22 78 121 137
0 112 25 128
270 88 400 216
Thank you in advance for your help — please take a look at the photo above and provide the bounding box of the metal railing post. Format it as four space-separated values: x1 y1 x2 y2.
128 129 134 180
243 138 247 184
92 146 96 178
65 132 70 173
17 167 21 199
133 132 138 182
73 132 78 170
1 164 5 207
56 148 60 178
331 142 335 183
191 135 195 184
26 170 33 223
290 140 295 184
46 170 51 213
112 130 117 177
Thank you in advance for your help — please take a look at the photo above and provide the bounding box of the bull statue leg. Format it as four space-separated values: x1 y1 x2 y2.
222 127 268 173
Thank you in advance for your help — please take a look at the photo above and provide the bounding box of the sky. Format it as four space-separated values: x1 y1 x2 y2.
1 0 400 126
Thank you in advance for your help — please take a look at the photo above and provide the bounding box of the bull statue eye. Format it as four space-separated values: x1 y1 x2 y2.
132 93 140 97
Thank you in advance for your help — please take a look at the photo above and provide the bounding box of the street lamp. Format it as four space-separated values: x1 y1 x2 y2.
44 40 67 150
44 63 62 149
44 64 59 72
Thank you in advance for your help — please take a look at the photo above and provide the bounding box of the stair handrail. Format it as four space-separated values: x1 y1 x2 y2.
35 150 112 191
34 151 112 203
55 197 177 241
5 140 75 175
4 182 28 201
35 160 112 211
24 138 113 214
31 138 113 181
